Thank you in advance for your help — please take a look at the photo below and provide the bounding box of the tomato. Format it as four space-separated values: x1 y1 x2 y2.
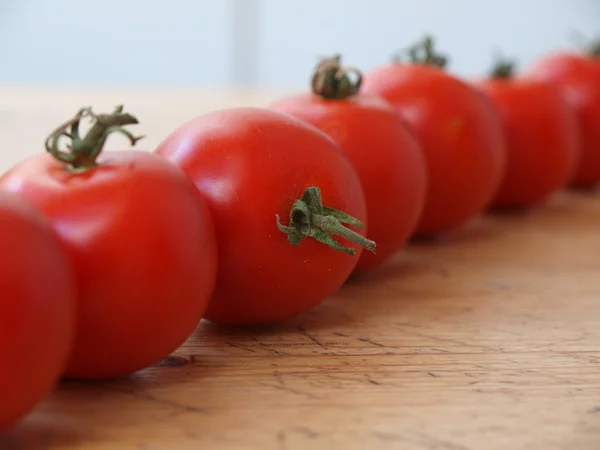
0 106 218 379
270 55 427 273
477 59 581 208
525 48 600 188
0 192 76 430
362 36 506 236
155 107 374 325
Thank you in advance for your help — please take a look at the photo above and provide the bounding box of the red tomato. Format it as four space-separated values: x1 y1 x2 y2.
155 107 374 325
0 106 217 379
362 37 506 236
477 61 581 208
270 55 427 273
526 51 600 188
0 192 76 430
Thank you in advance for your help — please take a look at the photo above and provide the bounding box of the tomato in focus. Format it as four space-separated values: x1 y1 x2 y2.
362 36 506 236
477 59 581 208
270 56 427 273
0 192 76 430
155 107 374 325
0 106 218 380
525 47 600 188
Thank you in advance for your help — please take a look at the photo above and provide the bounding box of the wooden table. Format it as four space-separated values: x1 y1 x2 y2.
1 88 600 450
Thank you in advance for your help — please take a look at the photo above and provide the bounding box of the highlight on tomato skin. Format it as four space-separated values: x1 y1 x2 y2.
269 54 428 274
476 57 581 209
0 191 76 431
524 45 600 190
155 106 376 326
361 35 507 237
0 105 219 380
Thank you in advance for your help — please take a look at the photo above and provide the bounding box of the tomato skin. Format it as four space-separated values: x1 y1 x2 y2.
526 53 600 188
477 78 581 208
0 192 76 430
270 94 427 273
0 151 217 379
362 64 506 235
155 107 368 325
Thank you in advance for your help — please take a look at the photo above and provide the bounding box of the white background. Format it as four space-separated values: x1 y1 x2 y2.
0 0 599 86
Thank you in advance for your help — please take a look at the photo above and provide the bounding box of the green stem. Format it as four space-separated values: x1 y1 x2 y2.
311 54 362 100
44 105 144 172
394 35 448 68
275 187 376 256
589 39 600 57
489 56 516 79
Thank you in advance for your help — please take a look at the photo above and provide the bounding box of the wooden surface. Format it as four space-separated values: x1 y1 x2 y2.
1 89 600 450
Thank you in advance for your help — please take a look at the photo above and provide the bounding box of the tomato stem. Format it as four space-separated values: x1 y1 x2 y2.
44 105 144 172
489 56 516 79
275 187 376 256
394 35 448 68
589 40 600 57
311 55 362 100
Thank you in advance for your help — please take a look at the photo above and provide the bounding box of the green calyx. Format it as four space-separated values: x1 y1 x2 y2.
394 35 448 68
311 54 363 100
589 40 600 57
45 105 144 172
489 57 517 79
276 187 376 256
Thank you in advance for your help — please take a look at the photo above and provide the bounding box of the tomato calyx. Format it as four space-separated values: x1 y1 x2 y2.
45 105 144 173
311 55 363 100
394 35 448 69
275 186 376 256
589 40 600 57
489 56 516 79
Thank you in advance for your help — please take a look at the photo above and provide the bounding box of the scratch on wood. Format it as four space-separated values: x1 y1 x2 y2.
267 348 287 356
357 337 385 347
297 326 328 349
412 332 498 352
333 331 348 337
224 342 256 353
365 374 382 385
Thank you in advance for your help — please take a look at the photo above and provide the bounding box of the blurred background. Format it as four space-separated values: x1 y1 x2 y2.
0 0 598 165
1 0 599 87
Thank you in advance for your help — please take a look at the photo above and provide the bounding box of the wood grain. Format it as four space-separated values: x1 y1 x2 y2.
1 89 600 450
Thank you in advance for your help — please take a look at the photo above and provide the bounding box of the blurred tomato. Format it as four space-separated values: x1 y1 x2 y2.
362 36 506 236
0 192 75 430
478 59 581 208
526 48 600 188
